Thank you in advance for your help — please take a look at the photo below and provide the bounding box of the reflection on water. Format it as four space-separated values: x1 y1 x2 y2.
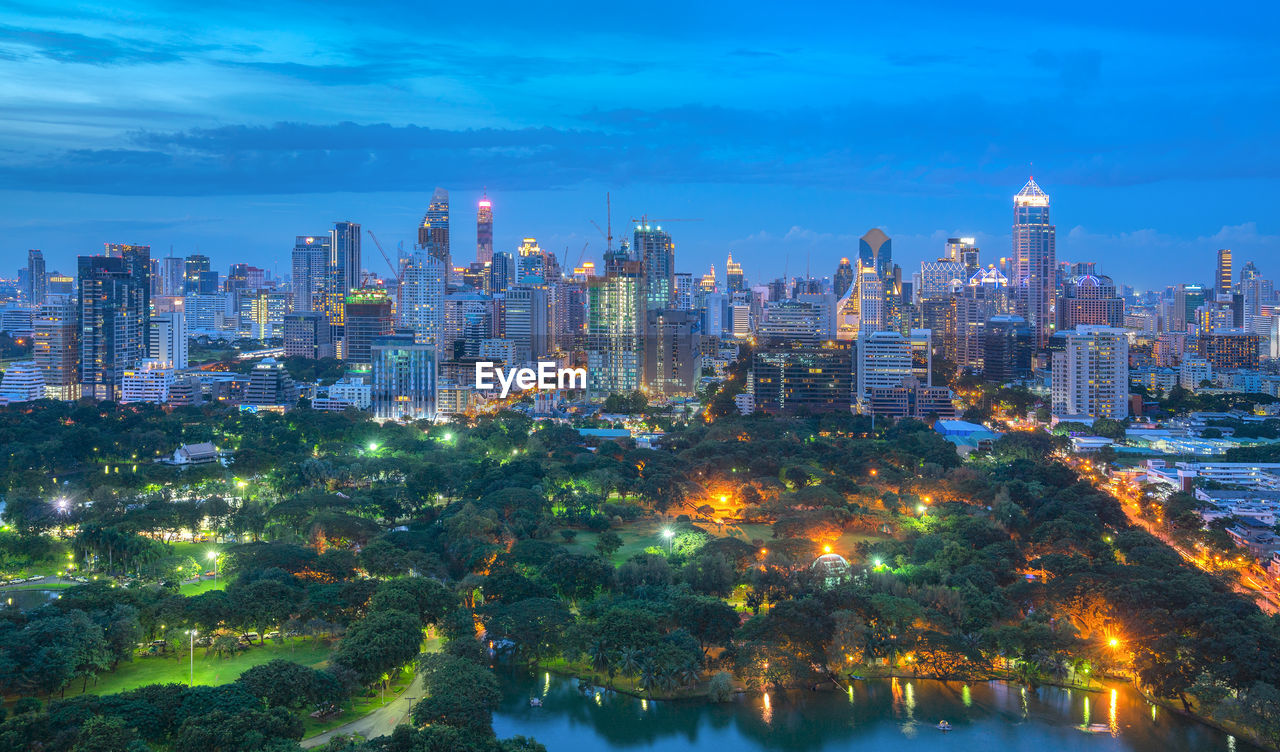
493 670 1263 752
2 589 59 611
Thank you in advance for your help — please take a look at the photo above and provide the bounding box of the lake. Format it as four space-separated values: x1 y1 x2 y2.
1 588 61 611
493 670 1260 752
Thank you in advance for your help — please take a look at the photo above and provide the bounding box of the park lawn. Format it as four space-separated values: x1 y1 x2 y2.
179 578 225 596
68 638 335 699
301 633 440 736
561 518 669 565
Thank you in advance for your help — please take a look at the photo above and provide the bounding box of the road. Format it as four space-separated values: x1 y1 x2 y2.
301 671 423 748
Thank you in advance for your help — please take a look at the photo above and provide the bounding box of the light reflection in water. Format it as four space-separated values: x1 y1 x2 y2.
641 699 648 712
1110 689 1119 734
847 685 855 704
962 685 972 707
761 692 772 725
1020 686 1029 718
904 682 916 721
1083 696 1091 727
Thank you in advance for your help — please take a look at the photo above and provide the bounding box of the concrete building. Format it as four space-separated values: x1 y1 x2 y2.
1051 326 1129 420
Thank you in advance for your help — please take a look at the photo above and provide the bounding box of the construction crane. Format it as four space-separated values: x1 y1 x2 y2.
366 230 403 284
589 191 614 252
630 216 703 227
574 241 589 269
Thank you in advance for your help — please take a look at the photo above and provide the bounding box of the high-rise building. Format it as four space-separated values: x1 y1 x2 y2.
753 341 852 415
398 251 446 348
834 258 854 298
983 314 1033 382
487 251 516 295
759 300 823 345
184 254 210 294
443 292 495 358
502 285 549 361
371 332 437 422
161 256 185 297
476 194 493 264
1195 329 1262 370
587 254 645 396
1216 248 1234 297
945 237 981 277
327 221 362 333
283 312 334 359
150 312 188 370
726 253 744 293
26 250 46 305
0 362 47 404
517 238 547 282
1050 326 1129 420
343 289 394 364
643 309 700 399
673 272 695 311
120 360 173 404
1012 178 1056 349
418 188 450 268
859 229 892 279
78 252 149 401
855 330 914 411
1056 274 1124 331
856 265 885 335
243 358 299 409
292 234 330 313
33 301 79 400
635 222 675 310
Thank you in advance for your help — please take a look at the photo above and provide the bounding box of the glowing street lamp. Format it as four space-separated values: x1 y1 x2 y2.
188 629 198 686
367 442 379 452
661 528 674 553
206 551 218 589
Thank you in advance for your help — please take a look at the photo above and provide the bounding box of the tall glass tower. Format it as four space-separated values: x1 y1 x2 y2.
634 222 675 310
476 194 493 264
418 187 450 269
1012 178 1055 349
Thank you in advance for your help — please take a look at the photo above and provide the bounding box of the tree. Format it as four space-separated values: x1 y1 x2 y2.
412 654 501 734
673 594 738 656
594 531 623 558
332 609 423 687
70 716 144 752
173 707 303 751
237 659 334 708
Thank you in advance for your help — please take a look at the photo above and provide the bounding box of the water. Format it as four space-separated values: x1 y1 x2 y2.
1 588 60 611
493 671 1259 752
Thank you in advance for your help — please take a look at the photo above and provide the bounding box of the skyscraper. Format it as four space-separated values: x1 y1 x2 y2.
343 289 394 364
372 332 438 421
418 187 450 268
398 251 446 348
184 254 210 293
634 222 675 310
859 229 892 279
726 253 744 293
1051 326 1129 420
160 257 185 297
150 312 188 370
476 194 493 264
26 250 46 305
78 254 149 401
487 251 516 295
587 253 645 396
1012 177 1056 349
834 257 854 298
33 300 79 400
292 234 330 313
327 221 362 334
1216 248 1233 297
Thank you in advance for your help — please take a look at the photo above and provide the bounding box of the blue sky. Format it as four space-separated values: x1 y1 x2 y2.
1 1 1277 290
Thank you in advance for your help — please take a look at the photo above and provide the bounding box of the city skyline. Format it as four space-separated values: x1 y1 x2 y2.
2 2 1279 288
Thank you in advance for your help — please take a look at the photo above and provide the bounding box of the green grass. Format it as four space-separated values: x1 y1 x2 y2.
301 634 440 736
562 518 669 565
179 578 226 596
69 638 335 698
0 581 76 591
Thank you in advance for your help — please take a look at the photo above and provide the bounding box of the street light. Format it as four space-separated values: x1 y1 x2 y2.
367 442 378 452
661 528 674 553
207 551 218 589
189 629 198 686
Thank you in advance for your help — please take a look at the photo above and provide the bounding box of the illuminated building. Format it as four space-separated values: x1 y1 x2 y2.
343 289 394 364
919 256 967 299
1012 178 1056 349
160 256 185 297
443 292 494 358
587 253 645 396
184 254 210 294
243 357 299 408
834 257 854 298
418 187 450 268
855 330 914 411
1056 274 1124 330
398 251 446 348
945 237 981 277
26 250 45 305
700 266 717 293
0 362 46 404
759 299 823 345
78 250 150 401
856 265 884 334
237 291 290 339
326 221 362 335
488 251 516 294
859 228 892 279
635 222 675 310
573 260 598 281
866 376 956 420
674 272 695 310
1216 248 1233 297
643 309 700 399
752 340 853 414
291 234 330 313
1050 326 1129 421
503 285 549 361
149 312 187 370
283 312 333 359
477 194 493 264
983 314 1032 381
371 332 437 422
517 238 547 282
33 301 79 400
726 254 744 292
1195 329 1262 370
120 360 173 404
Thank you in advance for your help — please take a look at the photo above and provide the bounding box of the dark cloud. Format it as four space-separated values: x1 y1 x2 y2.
0 23 224 65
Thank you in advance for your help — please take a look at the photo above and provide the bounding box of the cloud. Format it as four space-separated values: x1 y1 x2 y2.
0 23 222 65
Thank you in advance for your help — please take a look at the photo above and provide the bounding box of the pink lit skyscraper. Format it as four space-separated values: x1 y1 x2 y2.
477 194 493 264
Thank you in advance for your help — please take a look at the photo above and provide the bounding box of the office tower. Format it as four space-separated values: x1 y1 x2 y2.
150 312 188 370
983 314 1033 381
398 251 446 348
634 222 675 310
919 255 967 299
550 281 587 350
699 266 717 293
859 229 892 279
855 330 914 411
26 250 46 305
184 292 230 333
237 291 291 339
642 309 699 399
443 292 494 358
487 251 516 295
120 360 173 404
283 312 335 359
1216 248 1233 296
1195 329 1261 370
477 194 493 264
159 257 185 297
752 341 852 414
106 243 151 342
195 270 220 294
371 332 438 421
517 238 547 282
184 254 210 293
503 285 549 361
726 253 744 292
759 300 823 345
47 273 73 298
327 221 362 337
243 358 299 408
1051 326 1129 420
1171 284 1206 333
907 329 932 384
587 254 645 396
32 301 79 400
78 254 149 401
834 258 855 298
291 235 330 312
945 237 981 277
343 289 394 364
674 272 695 310
1056 273 1124 330
225 264 265 297
418 187 450 268
0 362 46 404
856 265 885 334
1012 178 1056 349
